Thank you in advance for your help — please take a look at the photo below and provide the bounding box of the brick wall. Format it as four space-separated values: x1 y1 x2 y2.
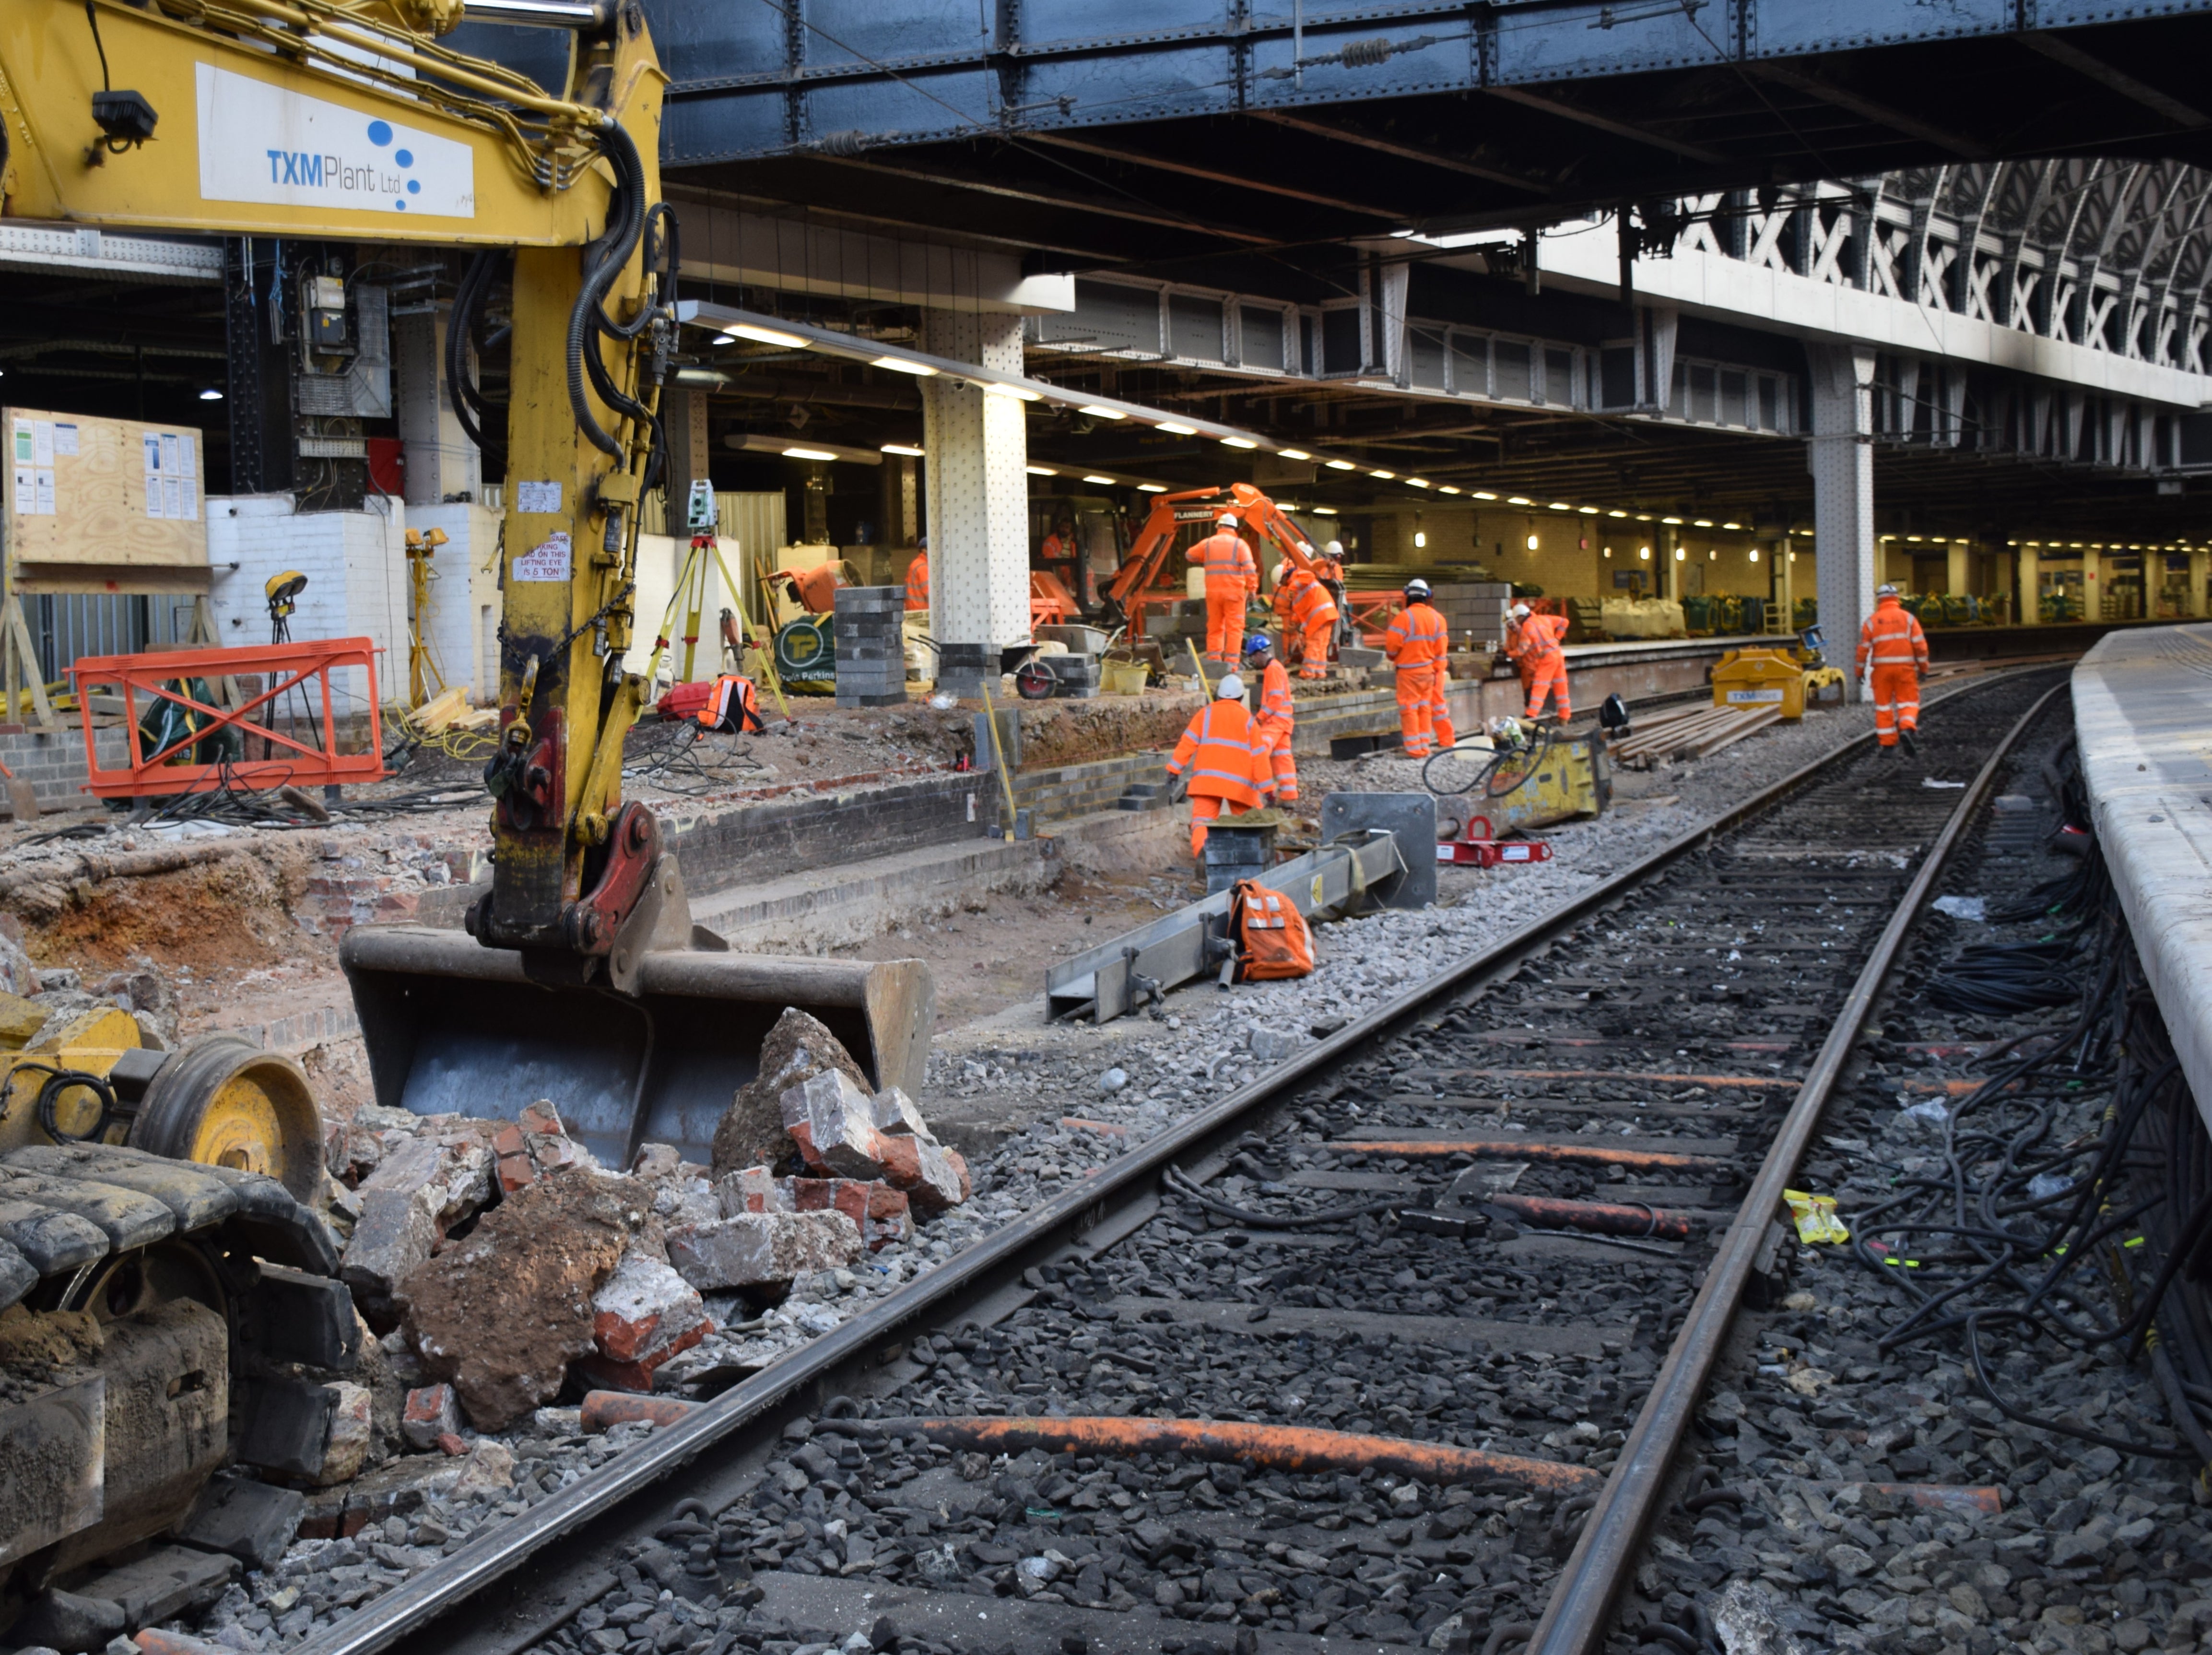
662 771 990 893
205 495 409 716
0 722 130 814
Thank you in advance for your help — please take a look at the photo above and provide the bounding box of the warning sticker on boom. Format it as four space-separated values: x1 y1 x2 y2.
514 532 572 582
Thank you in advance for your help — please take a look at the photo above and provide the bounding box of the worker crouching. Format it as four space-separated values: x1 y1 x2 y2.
1384 579 1449 758
1511 602 1571 722
1166 673 1275 857
1274 561 1341 679
1188 510 1259 663
1857 582 1929 753
1245 634 1299 803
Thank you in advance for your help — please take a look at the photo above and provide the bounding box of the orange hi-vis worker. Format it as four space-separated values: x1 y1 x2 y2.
905 546 929 612
1165 675 1274 857
1383 580 1450 759
1276 566 1341 679
1857 584 1930 751
1429 663 1458 754
1513 603 1571 721
1245 636 1300 803
1188 512 1259 662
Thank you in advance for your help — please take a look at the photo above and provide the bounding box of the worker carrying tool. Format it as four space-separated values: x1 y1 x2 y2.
1273 560 1341 679
1383 579 1450 758
1511 601 1572 722
1188 510 1259 663
1317 540 1352 646
1856 582 1930 754
1244 634 1300 803
1165 672 1275 856
696 674 766 734
906 535 930 612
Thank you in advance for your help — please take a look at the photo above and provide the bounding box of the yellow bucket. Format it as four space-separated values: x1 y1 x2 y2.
1102 659 1149 696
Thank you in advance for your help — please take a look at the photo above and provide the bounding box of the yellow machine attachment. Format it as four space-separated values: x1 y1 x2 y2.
1435 731 1611 836
0 999 324 1202
1712 646 1845 720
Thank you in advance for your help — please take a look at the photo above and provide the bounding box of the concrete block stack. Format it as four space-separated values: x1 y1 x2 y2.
833 584 906 708
1430 581 1516 655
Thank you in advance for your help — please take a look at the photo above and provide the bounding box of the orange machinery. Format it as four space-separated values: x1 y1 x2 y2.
1099 482 1330 643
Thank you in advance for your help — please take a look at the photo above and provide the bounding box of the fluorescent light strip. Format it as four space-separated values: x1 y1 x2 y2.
783 447 837 461
1155 422 1198 436
1078 405 1126 421
880 444 924 458
872 356 937 377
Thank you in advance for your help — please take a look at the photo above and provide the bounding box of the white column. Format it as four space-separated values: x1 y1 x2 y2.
1807 345 1877 700
2190 550 2209 618
920 310 1031 696
392 306 482 507
663 387 713 529
1945 540 1970 596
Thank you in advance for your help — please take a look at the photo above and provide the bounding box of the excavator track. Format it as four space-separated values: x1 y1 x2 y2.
0 1143 356 1648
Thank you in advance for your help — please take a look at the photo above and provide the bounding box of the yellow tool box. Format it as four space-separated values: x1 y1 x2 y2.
1711 647 1843 721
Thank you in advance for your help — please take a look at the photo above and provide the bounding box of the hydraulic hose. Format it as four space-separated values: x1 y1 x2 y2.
566 120 649 457
447 247 504 456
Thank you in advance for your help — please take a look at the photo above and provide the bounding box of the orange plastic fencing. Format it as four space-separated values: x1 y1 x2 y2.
72 638 388 798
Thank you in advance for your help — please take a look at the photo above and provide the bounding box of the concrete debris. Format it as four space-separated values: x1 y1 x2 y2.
781 1067 971 1215
664 1209 863 1294
716 1165 790 1215
1713 1580 1813 1655
790 1176 914 1250
439 1439 515 1503
399 1168 648 1430
872 1086 929 1137
399 1383 462 1452
337 1132 494 1331
713 1007 875 1175
314 1382 375 1487
578 1253 709 1392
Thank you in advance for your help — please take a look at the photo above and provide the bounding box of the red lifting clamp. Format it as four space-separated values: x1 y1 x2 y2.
1436 814 1553 867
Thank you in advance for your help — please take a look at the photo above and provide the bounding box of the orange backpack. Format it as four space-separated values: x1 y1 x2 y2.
1231 880 1315 981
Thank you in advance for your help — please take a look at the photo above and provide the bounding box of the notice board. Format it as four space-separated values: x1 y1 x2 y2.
2 408 212 593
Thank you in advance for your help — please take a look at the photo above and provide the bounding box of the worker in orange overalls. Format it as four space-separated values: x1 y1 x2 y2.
1317 539 1351 647
1856 582 1930 754
1165 673 1275 857
1274 562 1340 679
905 535 929 612
1513 602 1572 722
1040 510 1082 606
1244 634 1299 803
1383 579 1449 759
1428 662 1458 754
1188 511 1258 663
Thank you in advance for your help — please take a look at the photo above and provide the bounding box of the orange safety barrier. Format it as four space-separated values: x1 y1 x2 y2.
72 638 388 799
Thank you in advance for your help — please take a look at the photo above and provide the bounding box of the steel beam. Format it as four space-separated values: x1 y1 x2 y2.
2017 33 2209 129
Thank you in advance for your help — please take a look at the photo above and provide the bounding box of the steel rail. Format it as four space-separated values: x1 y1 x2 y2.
294 668 2048 1655
1524 677 2069 1655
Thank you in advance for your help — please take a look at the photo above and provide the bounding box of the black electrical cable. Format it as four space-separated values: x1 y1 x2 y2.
24 1061 118 1144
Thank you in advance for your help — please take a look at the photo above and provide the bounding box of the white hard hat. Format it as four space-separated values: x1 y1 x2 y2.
1404 579 1431 600
1215 673 1245 699
1325 540 1345 558
1875 583 1899 597
1218 512 1240 528
1511 602 1532 619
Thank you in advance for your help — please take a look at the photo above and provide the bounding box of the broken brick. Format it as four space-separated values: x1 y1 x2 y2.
664 1209 862 1292
873 1086 930 1137
789 1178 913 1251
317 1382 375 1487
581 1390 702 1434
874 1135 970 1217
491 1123 536 1194
781 1068 894 1180
340 1134 495 1331
401 1383 463 1452
713 1007 873 1176
579 1253 709 1394
715 1165 793 1216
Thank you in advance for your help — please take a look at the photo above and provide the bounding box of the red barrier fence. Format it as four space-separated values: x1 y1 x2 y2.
72 638 387 799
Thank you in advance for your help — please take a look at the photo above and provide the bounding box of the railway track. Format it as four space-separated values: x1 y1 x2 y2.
288 668 2068 1655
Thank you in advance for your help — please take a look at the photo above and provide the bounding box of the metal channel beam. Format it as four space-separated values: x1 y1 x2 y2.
1045 827 1409 1023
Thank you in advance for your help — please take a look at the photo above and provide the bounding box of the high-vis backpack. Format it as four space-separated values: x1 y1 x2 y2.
1231 879 1315 981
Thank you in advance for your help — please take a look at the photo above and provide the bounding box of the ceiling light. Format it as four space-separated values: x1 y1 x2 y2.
198 388 224 401
1310 506 1338 516
1788 550 1797 561
720 322 808 349
1722 521 1742 531
1692 519 1714 528
1639 546 1651 560
1749 548 1760 562
1508 496 1532 506
871 356 937 376
1325 460 1357 471
880 443 924 457
1137 483 1166 493
783 447 838 461
1472 491 1498 501
1637 514 1654 522
1607 509 1626 518
1906 534 1922 542
1549 502 1573 511
1708 548 1718 560
1578 506 1599 515
1279 449 1312 461
1673 546 1686 561
1221 437 1258 449
984 381 1041 401
1438 486 1462 496
1369 469 1396 480
1661 516 1683 525
1155 422 1198 436
1082 474 1117 485
1526 533 1539 550
1078 405 1126 420
1026 465 1058 476
1414 531 1427 549
1406 478 1431 489
1602 546 1612 558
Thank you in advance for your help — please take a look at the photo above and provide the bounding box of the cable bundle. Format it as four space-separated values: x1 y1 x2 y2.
1921 937 2083 1015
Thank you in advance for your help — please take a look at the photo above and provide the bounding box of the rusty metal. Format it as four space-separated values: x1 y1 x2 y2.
1523 680 2065 1655
824 1415 1603 1495
1485 1193 1695 1241
1328 1138 1729 1174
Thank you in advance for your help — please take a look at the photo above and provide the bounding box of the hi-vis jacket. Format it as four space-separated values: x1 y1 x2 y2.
1166 699 1273 807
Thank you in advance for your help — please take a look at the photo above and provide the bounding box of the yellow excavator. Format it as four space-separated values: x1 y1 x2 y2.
0 0 929 1632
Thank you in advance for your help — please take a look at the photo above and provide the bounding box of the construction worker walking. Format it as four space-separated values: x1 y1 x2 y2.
1856 582 1929 753
1512 601 1572 722
1165 673 1275 856
1384 579 1450 758
1188 511 1259 663
1274 562 1341 679
904 535 929 612
1244 635 1299 803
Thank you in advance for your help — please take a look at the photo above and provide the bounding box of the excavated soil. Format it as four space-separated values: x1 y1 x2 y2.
1010 690 1205 769
20 846 314 978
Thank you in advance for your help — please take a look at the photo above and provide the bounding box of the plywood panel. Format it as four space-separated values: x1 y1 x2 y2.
3 408 210 588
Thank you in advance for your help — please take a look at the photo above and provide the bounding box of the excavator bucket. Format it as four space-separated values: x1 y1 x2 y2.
338 914 934 1172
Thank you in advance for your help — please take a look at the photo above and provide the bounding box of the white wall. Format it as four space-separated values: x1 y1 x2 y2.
624 531 748 687
205 495 408 720
407 502 502 701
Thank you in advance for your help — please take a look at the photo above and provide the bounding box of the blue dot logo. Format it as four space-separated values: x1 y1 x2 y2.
395 201 407 211
407 179 420 195
395 148 413 168
366 119 392 146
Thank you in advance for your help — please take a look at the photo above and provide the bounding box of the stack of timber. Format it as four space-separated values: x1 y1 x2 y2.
1610 701 1781 767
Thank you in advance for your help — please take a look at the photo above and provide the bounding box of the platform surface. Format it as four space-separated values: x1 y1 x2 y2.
2074 624 2212 1123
